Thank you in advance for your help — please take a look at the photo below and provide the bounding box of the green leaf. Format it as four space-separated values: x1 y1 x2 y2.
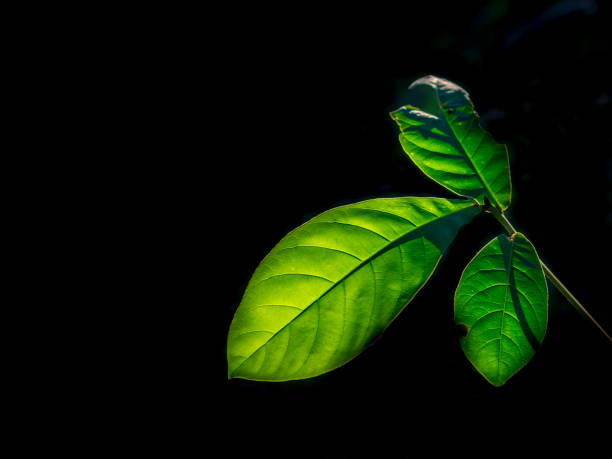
454 232 548 386
390 75 512 211
227 197 480 381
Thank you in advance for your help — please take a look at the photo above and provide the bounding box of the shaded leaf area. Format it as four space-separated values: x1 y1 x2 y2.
391 75 511 211
227 198 480 381
455 232 547 386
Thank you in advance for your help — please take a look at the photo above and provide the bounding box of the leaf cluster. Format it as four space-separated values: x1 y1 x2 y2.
226 76 558 386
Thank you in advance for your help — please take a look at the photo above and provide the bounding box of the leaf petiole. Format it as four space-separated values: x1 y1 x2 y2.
488 208 612 343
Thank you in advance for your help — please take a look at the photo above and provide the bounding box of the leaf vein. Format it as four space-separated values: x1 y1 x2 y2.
278 245 363 261
312 221 390 241
253 272 335 288
355 207 418 227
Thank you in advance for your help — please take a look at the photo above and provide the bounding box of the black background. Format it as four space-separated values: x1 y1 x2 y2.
213 2 611 455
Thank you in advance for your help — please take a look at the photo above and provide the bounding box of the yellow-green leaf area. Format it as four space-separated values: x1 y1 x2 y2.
227 197 480 381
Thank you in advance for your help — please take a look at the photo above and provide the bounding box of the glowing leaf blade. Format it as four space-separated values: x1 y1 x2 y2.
227 197 480 381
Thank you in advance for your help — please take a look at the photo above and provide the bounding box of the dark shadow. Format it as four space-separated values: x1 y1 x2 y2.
503 241 540 351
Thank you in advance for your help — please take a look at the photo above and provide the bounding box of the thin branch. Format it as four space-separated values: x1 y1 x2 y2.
487 208 611 343
540 263 612 342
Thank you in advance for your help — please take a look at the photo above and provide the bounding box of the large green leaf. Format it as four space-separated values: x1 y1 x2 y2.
454 232 548 386
227 197 480 381
390 75 511 211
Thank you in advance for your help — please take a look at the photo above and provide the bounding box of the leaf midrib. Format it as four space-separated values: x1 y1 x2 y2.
231 204 477 377
497 238 514 384
431 84 502 210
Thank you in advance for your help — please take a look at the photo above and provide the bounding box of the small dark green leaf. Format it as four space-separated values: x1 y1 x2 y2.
227 197 480 381
391 75 511 211
454 233 548 386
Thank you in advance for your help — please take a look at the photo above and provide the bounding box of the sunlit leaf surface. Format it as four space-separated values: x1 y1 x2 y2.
455 232 547 386
391 75 511 210
228 197 480 381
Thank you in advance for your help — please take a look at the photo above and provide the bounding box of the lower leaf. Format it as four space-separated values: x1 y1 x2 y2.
454 232 548 386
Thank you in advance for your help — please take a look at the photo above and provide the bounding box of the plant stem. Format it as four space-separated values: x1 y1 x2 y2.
488 207 611 343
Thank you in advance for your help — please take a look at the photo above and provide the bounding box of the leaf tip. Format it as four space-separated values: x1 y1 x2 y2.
481 372 508 387
389 108 402 122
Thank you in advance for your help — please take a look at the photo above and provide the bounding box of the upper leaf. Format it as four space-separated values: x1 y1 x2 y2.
390 75 511 211
227 197 480 381
454 232 548 386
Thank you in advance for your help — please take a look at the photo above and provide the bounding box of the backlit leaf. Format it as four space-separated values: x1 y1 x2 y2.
454 232 548 386
227 197 480 381
391 75 511 211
